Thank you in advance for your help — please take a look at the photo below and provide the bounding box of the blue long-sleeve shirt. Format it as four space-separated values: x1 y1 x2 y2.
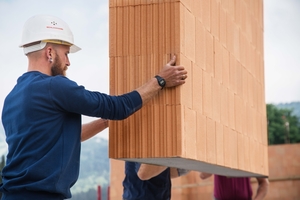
0 71 142 199
123 162 171 200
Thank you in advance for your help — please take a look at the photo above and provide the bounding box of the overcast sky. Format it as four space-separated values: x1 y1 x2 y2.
0 0 299 140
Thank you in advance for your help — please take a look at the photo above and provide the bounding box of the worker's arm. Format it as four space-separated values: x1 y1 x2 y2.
170 168 190 178
199 172 213 180
137 164 169 180
136 55 187 105
170 168 179 178
81 118 108 141
253 178 269 200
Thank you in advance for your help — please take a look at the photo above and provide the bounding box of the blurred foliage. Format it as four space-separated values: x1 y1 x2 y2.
267 104 300 145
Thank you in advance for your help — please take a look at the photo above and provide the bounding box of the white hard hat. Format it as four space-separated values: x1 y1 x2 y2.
20 14 81 55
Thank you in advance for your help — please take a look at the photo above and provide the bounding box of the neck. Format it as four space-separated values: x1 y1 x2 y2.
27 54 52 76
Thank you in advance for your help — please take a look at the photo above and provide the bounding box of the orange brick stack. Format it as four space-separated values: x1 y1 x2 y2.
109 0 268 177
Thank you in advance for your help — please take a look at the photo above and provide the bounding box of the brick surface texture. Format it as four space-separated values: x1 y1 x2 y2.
109 0 267 179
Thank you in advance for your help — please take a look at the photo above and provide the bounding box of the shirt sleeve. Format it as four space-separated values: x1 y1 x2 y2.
49 75 142 120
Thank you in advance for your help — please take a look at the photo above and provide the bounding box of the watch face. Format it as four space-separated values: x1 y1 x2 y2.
159 79 166 86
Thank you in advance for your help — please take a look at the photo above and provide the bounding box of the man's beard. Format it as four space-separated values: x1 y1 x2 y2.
51 54 67 76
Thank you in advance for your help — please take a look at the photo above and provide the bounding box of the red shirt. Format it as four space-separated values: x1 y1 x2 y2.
214 175 253 200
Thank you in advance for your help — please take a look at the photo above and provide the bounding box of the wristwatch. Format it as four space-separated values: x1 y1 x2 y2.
154 75 166 89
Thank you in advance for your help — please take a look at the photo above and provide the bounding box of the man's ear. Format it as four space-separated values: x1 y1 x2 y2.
46 46 53 63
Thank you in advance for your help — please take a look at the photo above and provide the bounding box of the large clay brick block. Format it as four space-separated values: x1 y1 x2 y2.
109 0 268 177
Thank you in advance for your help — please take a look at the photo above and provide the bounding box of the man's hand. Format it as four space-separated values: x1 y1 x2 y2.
157 55 187 88
253 178 269 200
199 172 212 180
136 55 187 104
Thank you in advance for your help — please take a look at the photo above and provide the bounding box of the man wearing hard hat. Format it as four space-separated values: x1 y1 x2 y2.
0 15 187 199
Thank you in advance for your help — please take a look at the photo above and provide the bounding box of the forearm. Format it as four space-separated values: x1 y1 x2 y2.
170 168 190 178
170 167 179 178
137 164 168 180
81 118 109 141
254 178 269 200
199 172 212 179
135 78 161 105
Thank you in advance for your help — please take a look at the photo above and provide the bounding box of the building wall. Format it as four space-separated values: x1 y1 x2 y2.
110 143 300 200
110 144 300 200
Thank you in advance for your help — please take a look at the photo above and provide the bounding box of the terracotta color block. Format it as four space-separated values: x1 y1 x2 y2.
221 0 228 11
233 23 240 61
246 105 253 138
257 27 264 56
223 125 230 167
202 0 211 32
262 118 268 146
215 121 224 165
192 65 203 113
180 55 193 109
109 57 116 95
245 11 252 43
158 3 166 55
193 0 202 22
222 45 229 88
228 90 235 130
226 14 234 53
241 101 248 135
140 5 147 55
214 39 223 83
237 132 245 171
116 7 123 56
220 85 229 127
173 2 181 53
236 61 243 97
109 0 267 178
239 31 246 66
179 3 186 55
251 18 258 51
122 6 129 56
227 0 235 20
242 66 248 103
229 129 238 169
184 107 197 160
240 1 247 35
205 31 214 76
195 19 206 69
109 7 117 57
219 7 227 47
234 94 242 133
109 0 116 7
234 0 241 27
243 135 250 172
164 3 171 54
203 70 212 119
247 72 254 107
134 6 141 55
181 0 193 13
211 0 220 40
212 78 221 122
196 114 207 161
253 80 258 110
229 53 237 94
184 7 195 62
147 5 154 55
206 118 216 164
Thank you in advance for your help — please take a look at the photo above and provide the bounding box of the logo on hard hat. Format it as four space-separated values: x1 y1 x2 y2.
47 21 63 30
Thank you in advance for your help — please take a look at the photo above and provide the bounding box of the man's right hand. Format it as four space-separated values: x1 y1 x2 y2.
157 55 187 88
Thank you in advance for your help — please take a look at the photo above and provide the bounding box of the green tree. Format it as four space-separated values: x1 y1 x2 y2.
267 104 300 145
